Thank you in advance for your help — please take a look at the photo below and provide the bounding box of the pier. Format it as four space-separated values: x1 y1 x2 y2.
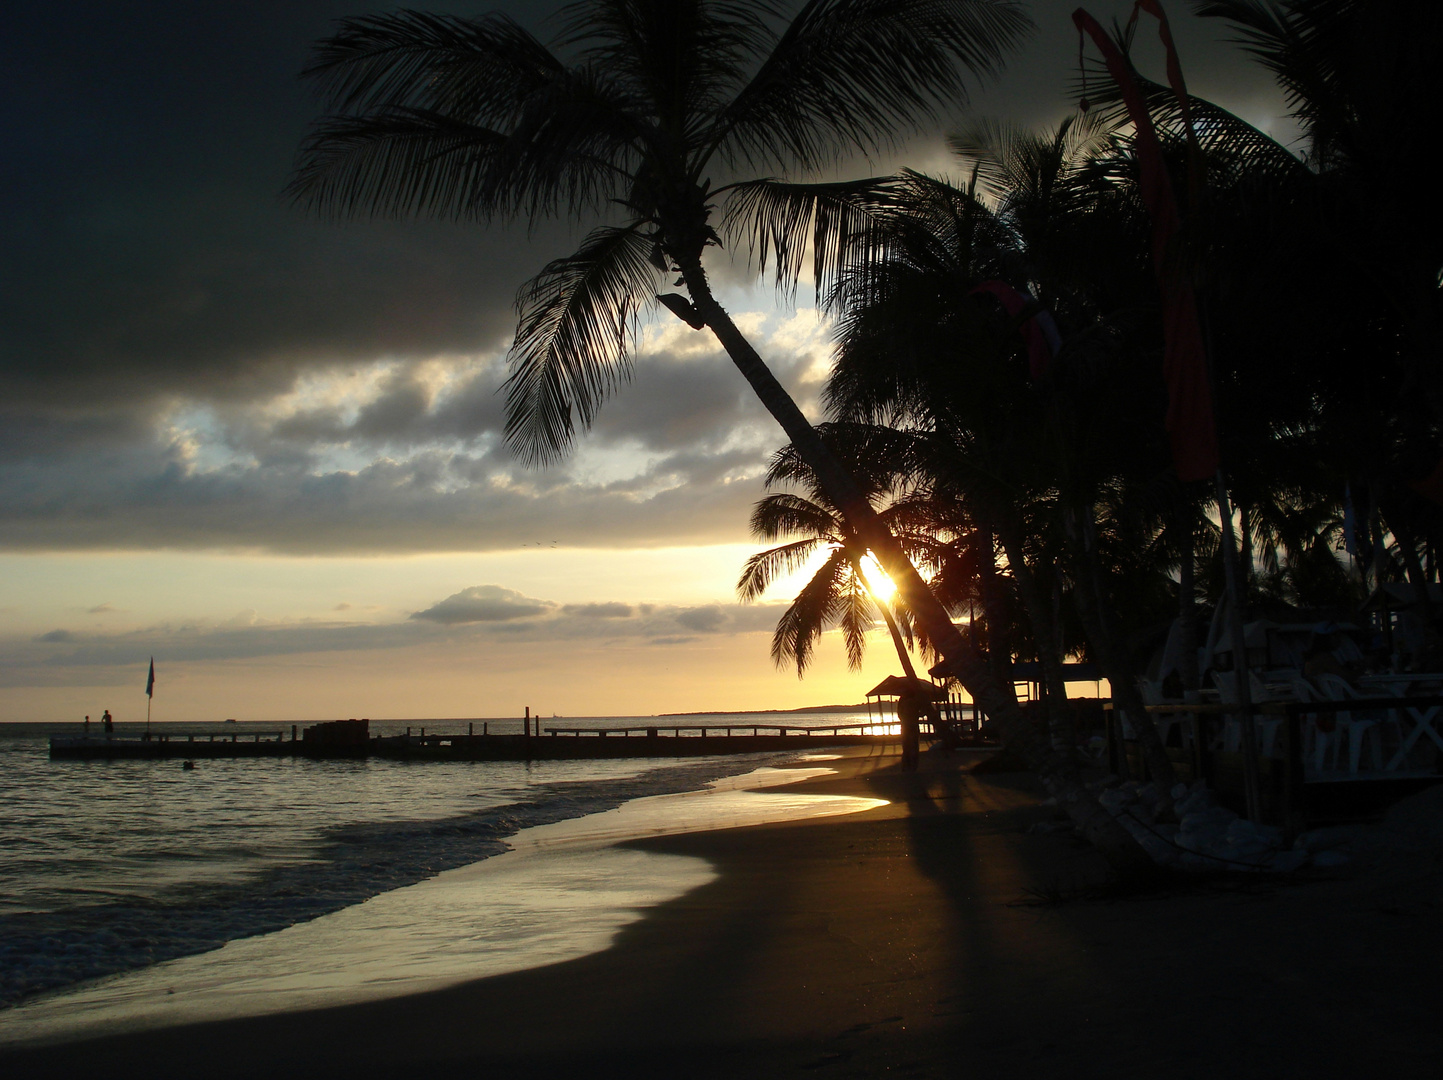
47 717 974 762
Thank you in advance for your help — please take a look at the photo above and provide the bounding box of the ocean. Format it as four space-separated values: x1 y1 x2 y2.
0 713 878 1016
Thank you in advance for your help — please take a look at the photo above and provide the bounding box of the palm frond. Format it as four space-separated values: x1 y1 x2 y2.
1068 27 1305 179
287 108 507 220
1194 0 1348 162
771 547 851 674
294 14 642 222
711 0 1032 173
838 569 875 670
722 176 899 301
301 11 563 118
738 537 825 601
502 223 661 464
763 423 922 498
949 112 1109 208
559 0 777 122
748 491 842 541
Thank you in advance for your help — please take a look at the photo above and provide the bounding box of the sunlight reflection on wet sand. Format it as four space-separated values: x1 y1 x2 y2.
0 762 885 1045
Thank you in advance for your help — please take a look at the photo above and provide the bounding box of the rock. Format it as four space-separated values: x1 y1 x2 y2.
1269 850 1310 873
1171 782 1190 802
1225 819 1283 849
1098 788 1134 812
1214 844 1272 869
1136 832 1180 865
1293 825 1368 853
1129 802 1158 826
1312 850 1351 868
1174 787 1220 818
1177 808 1236 854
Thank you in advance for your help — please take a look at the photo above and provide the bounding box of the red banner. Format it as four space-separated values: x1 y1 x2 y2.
1073 5 1218 481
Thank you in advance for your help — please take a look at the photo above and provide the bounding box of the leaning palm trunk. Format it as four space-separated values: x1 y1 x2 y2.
872 590 919 681
680 258 1152 870
858 555 923 769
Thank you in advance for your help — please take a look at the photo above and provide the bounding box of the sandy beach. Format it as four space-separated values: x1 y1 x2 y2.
6 746 1443 1079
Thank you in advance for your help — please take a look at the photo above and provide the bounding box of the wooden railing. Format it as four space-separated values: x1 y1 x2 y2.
1107 696 1443 826
541 721 907 738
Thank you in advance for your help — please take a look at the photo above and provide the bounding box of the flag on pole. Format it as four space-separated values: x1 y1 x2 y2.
146 657 155 699
1073 4 1219 482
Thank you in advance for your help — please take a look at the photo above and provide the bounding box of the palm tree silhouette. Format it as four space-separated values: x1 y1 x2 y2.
739 489 925 681
287 5 1025 624
288 1 1157 868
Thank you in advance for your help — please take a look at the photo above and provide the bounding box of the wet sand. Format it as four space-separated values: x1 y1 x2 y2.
6 747 1443 1079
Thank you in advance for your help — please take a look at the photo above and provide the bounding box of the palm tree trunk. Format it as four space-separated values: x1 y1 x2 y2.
1382 503 1443 663
1177 518 1201 694
874 595 918 680
676 259 1152 872
975 528 1010 687
1064 505 1179 804
998 525 1073 753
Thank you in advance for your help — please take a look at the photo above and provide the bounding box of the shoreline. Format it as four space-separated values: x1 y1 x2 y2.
0 749 888 1048
6 747 1443 1078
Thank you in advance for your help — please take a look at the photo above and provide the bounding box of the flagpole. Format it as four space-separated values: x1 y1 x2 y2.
145 657 155 740
1074 1 1263 818
1214 472 1263 820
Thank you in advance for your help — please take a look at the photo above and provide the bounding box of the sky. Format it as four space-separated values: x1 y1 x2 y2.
0 1 1292 722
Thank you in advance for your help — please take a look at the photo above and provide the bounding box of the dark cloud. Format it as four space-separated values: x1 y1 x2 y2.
0 3 560 414
410 585 553 625
36 630 75 643
675 606 728 633
0 1 1284 558
0 433 767 553
591 344 759 453
87 604 115 614
561 602 634 618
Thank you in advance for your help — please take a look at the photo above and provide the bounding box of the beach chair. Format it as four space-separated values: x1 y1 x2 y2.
1311 673 1387 774
1209 670 1284 757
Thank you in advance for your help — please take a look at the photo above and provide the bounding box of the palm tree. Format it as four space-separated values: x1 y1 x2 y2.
289 1 1158 870
739 487 924 681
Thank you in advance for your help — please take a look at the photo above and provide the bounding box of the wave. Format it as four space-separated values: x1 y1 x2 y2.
0 753 783 1009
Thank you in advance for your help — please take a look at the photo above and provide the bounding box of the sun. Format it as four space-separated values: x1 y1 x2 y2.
858 556 897 604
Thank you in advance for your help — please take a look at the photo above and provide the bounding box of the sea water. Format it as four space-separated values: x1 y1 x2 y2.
0 714 876 1014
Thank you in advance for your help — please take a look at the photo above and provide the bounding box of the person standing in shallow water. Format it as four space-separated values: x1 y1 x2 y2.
101 710 113 735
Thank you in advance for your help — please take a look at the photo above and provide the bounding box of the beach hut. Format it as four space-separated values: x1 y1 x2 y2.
864 676 948 730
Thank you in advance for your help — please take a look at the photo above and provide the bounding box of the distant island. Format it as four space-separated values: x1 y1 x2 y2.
658 704 869 717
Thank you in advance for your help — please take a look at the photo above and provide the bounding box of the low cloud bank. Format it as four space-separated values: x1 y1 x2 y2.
0 585 798 687
411 586 554 625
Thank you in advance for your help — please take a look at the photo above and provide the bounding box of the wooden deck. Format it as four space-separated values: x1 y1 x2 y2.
49 721 917 762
